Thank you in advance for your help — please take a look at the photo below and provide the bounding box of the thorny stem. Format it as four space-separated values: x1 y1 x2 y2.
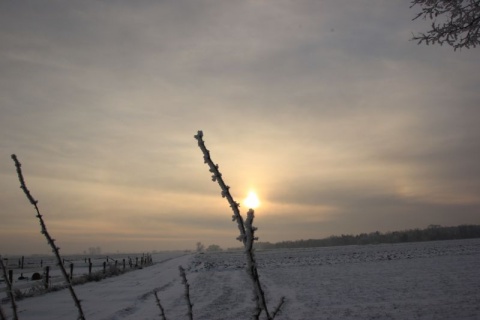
11 154 86 320
245 209 271 320
179 266 193 320
194 131 247 244
0 256 18 320
194 131 284 320
153 290 168 320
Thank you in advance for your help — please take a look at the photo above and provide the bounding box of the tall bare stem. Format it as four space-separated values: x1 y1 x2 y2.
0 303 7 320
11 154 86 320
194 131 284 320
0 255 18 320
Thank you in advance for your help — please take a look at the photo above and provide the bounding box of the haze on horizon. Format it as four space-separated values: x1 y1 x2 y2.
1 1 479 255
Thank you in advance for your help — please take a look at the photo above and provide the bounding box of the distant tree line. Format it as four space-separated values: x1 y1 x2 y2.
254 224 480 250
196 242 223 252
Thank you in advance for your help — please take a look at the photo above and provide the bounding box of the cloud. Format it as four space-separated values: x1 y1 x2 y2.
1 0 479 254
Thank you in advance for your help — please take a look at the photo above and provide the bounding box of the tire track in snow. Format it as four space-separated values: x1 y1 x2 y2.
98 254 192 320
190 268 252 320
110 281 176 319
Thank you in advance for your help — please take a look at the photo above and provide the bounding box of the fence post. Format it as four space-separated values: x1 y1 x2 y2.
8 270 13 285
21 256 24 269
88 259 92 276
70 263 74 281
45 266 50 289
123 259 125 271
103 261 106 274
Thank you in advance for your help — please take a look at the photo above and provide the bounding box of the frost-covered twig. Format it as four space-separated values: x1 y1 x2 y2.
194 131 285 320
179 266 193 320
153 290 168 320
410 0 480 50
0 255 18 320
244 209 271 319
11 155 86 320
194 131 246 244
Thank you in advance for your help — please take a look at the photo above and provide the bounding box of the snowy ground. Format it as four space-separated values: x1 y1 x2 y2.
1 239 479 319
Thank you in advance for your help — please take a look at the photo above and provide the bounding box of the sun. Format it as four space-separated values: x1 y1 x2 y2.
244 191 260 209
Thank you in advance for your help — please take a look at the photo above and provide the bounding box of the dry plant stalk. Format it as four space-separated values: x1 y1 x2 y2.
194 130 284 320
0 303 7 320
0 255 18 320
153 290 168 320
271 297 285 319
179 266 193 320
11 154 86 320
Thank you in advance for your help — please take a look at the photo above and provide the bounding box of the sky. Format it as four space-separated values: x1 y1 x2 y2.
1 0 479 255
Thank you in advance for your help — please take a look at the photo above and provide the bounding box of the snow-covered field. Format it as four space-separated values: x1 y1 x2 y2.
1 239 479 319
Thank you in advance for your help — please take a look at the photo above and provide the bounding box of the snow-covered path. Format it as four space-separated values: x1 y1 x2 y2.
2 239 480 319
9 253 192 320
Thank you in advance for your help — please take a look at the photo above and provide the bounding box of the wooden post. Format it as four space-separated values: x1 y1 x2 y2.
70 263 74 280
103 261 106 274
21 256 24 269
89 261 92 276
123 259 125 271
45 266 50 289
8 270 13 285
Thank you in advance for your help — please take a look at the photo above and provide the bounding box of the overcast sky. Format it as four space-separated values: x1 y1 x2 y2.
1 1 479 255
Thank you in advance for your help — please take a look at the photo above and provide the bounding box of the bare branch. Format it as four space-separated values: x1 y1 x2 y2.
410 0 480 50
11 155 86 320
0 256 18 320
0 303 7 320
194 131 284 320
272 297 286 319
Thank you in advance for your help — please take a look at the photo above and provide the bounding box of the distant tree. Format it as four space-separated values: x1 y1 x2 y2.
260 225 480 249
410 0 480 50
196 242 205 253
206 244 223 252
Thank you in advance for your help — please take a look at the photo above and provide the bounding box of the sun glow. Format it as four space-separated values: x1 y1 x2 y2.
244 191 260 209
